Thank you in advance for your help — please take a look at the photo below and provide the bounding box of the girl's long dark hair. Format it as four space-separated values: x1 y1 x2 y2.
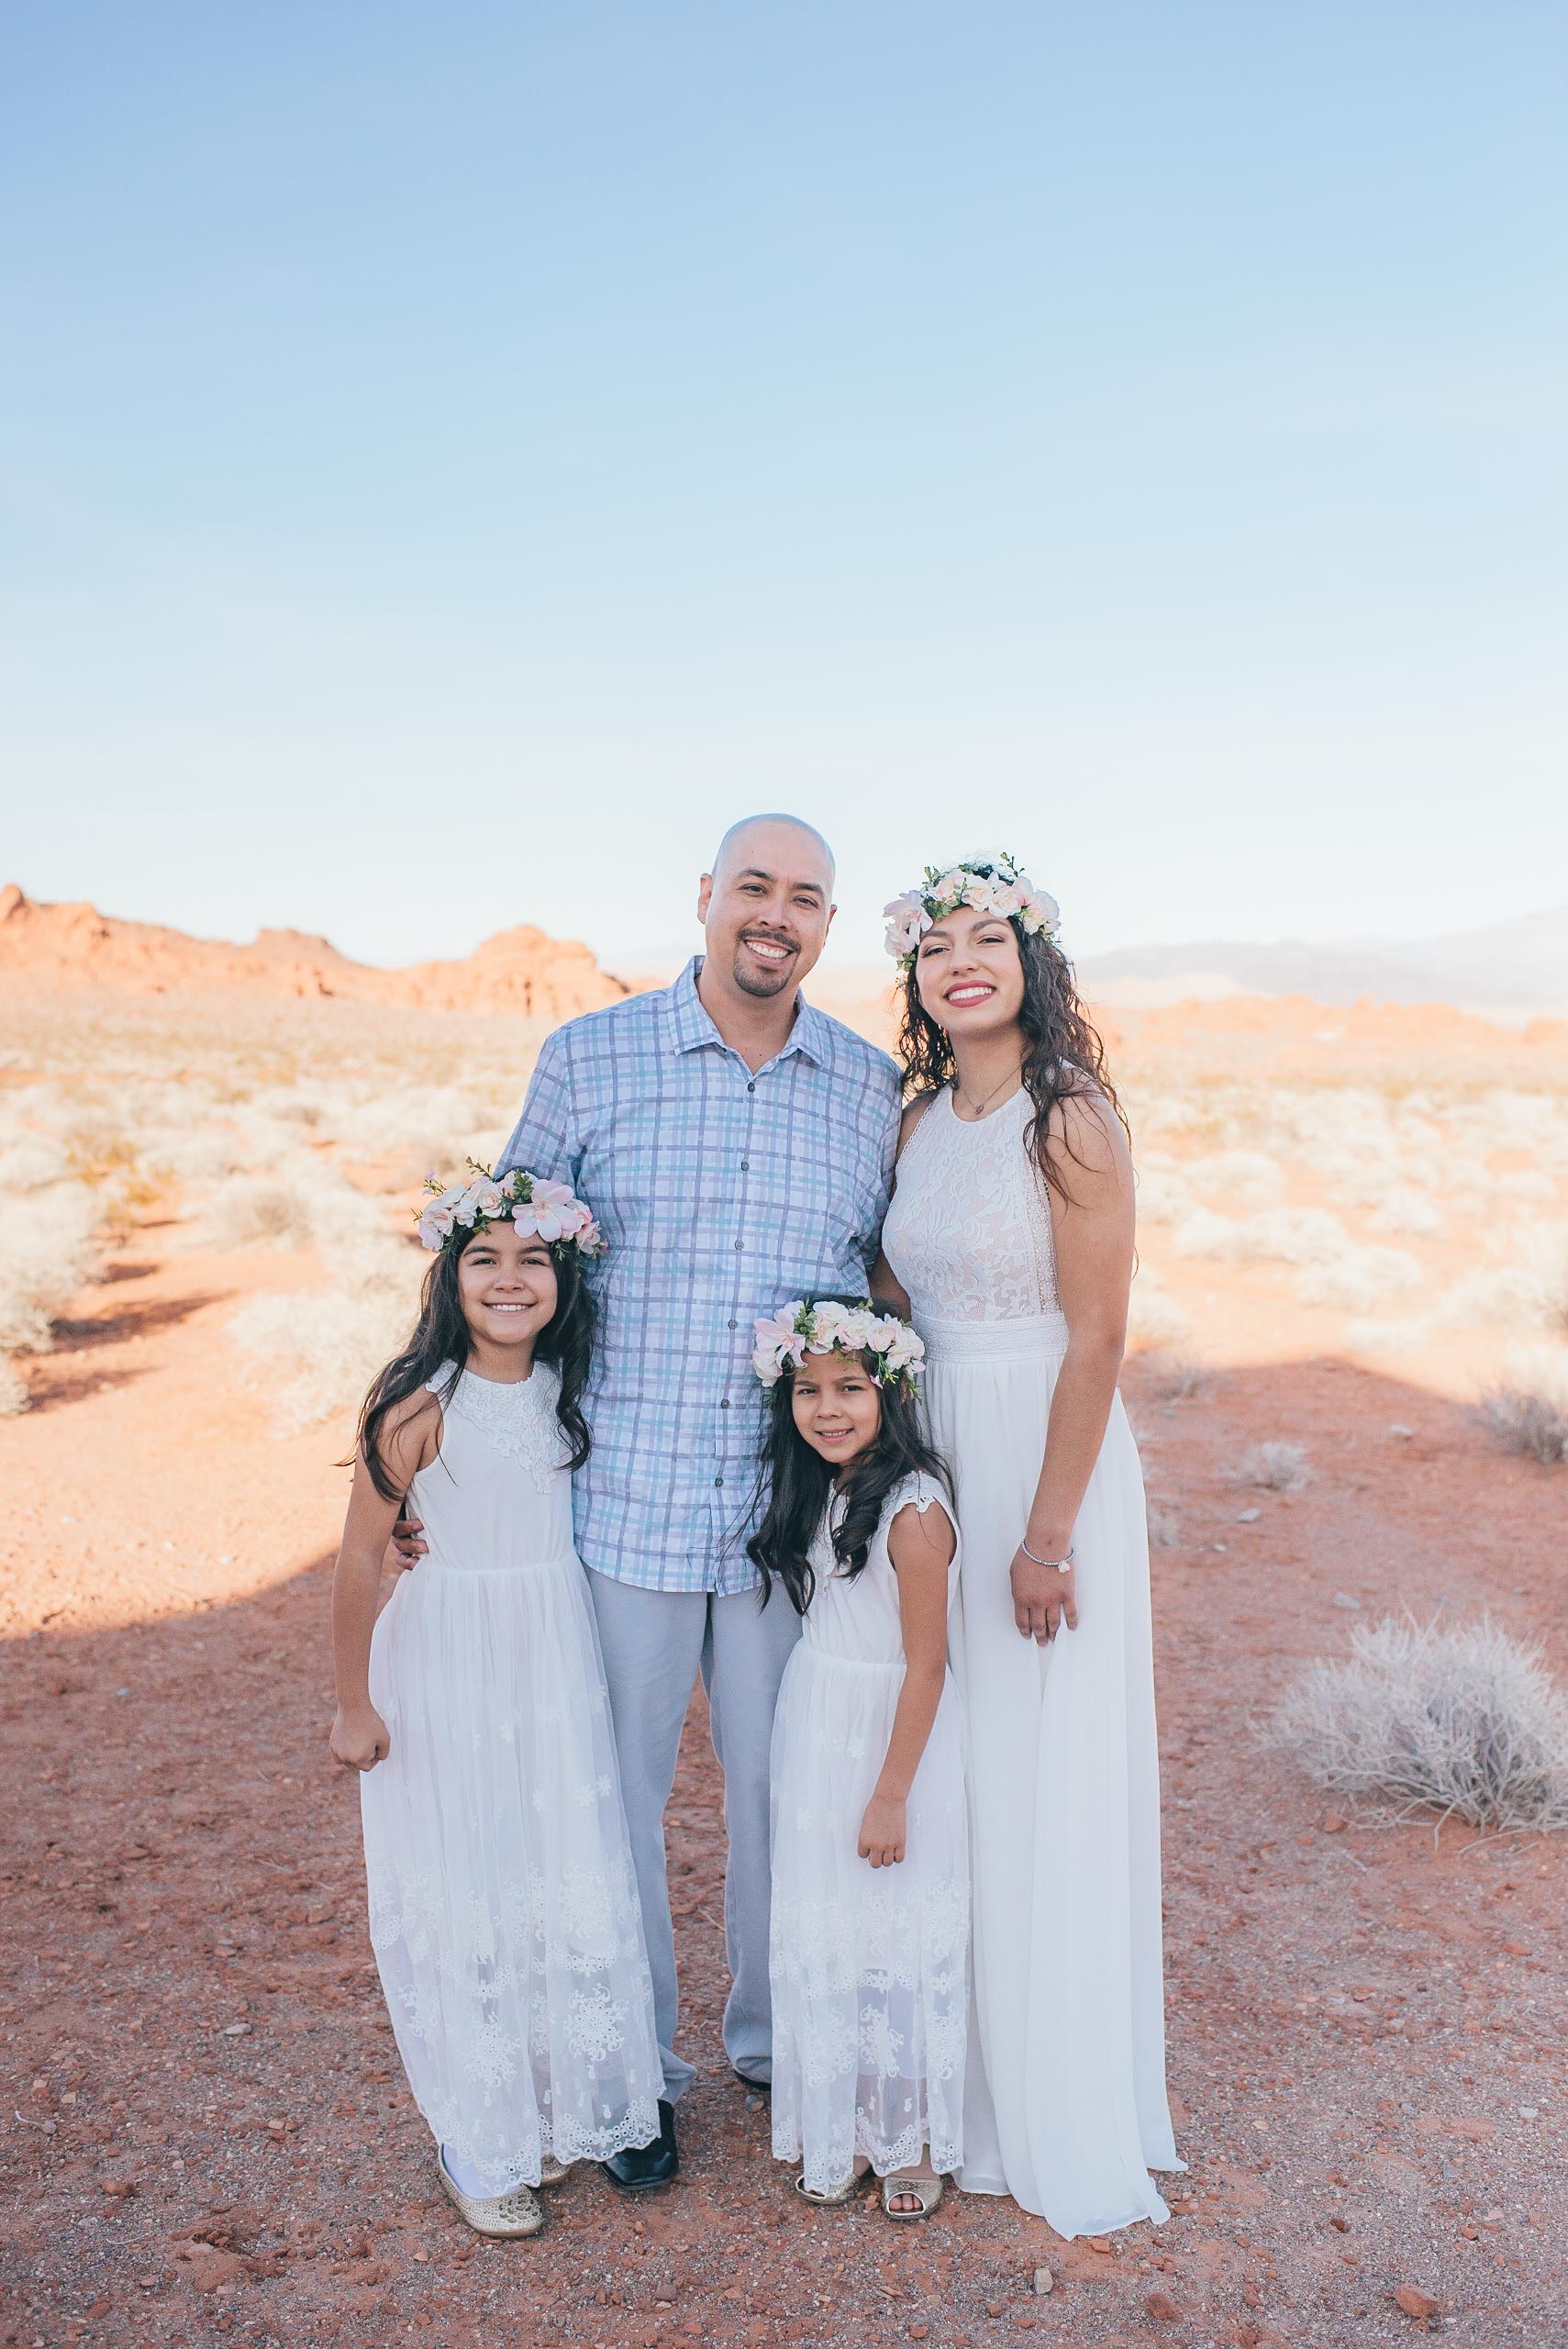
896 896 1128 1198
352 1229 595 1500
747 1348 953 1617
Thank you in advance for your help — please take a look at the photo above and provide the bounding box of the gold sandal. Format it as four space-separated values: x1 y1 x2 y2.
436 2149 544 2238
882 2172 944 2221
795 2166 866 2205
537 2155 569 2188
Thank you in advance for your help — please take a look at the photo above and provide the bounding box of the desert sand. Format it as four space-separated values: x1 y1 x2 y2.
3 896 1567 2348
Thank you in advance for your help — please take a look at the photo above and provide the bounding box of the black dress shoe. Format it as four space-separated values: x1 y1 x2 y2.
604 2099 678 2191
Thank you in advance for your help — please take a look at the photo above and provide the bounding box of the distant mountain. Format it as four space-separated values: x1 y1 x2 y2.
0 884 628 1021
1077 906 1568 1022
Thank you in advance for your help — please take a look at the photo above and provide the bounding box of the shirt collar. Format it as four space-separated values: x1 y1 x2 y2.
664 954 832 1069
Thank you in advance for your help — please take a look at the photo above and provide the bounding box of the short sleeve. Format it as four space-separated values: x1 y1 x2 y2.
498 1027 580 1188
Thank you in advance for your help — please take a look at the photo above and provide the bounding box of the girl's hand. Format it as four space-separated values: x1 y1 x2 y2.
858 1792 906 1868
330 1704 391 1771
1009 1546 1078 1643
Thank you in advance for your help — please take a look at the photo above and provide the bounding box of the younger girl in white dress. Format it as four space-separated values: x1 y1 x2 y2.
750 1297 967 2221
329 1165 661 2240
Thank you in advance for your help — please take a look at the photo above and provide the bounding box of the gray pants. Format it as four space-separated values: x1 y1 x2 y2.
585 1568 802 2102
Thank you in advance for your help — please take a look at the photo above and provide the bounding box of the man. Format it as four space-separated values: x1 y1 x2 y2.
498 813 900 2186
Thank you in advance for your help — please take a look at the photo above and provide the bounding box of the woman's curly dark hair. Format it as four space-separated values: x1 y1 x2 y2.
747 1326 953 1617
896 878 1128 1197
351 1227 595 1500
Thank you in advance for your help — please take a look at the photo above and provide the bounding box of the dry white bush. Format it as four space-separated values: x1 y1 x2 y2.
1500 1343 1568 1414
1296 1244 1423 1312
1185 1150 1285 1209
1151 1355 1209 1406
1174 1206 1348 1269
1132 1159 1192 1227
1480 1389 1568 1466
1126 1274 1194 1351
1232 1440 1311 1492
1498 1169 1558 1206
232 1274 419 1435
1367 1186 1446 1238
0 1356 29 1416
0 1137 64 1192
1274 1617 1568 1831
197 1176 318 1252
0 1186 99 1353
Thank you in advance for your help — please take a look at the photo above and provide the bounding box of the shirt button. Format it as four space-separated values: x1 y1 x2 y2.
728 1318 738 1330
720 1397 730 1409
714 1475 725 1487
734 1239 743 1252
746 1080 756 1093
740 1158 749 1171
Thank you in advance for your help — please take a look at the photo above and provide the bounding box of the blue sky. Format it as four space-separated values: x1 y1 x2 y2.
3 2 1563 973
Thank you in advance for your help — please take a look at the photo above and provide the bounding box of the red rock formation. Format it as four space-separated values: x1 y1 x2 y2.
0 884 628 1019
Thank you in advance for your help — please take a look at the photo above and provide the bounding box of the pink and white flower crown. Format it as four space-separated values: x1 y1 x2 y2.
416 1161 606 1258
751 1297 926 1396
883 850 1061 969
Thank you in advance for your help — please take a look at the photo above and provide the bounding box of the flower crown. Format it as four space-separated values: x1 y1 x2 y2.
416 1161 606 1258
883 851 1061 970
751 1297 926 1397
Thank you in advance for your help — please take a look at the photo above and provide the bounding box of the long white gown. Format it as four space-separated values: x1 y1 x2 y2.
882 1085 1180 2236
769 1471 971 2193
360 1362 662 2190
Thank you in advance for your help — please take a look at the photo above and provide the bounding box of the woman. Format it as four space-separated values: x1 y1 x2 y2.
876 853 1180 2237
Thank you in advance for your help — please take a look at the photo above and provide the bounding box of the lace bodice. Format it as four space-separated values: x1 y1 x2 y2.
881 1085 1060 1324
802 1471 957 1662
405 1361 575 1571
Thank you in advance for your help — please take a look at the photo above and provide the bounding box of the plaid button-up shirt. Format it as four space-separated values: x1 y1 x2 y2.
500 957 901 1595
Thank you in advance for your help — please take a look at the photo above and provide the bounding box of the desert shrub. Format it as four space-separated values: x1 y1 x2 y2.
1274 1617 1568 1831
1151 1355 1209 1405
1367 1186 1446 1238
1498 1169 1557 1205
1174 1206 1349 1269
1296 1244 1423 1312
1232 1440 1310 1492
1126 1274 1194 1351
1185 1150 1285 1209
0 1357 29 1416
1482 1390 1568 1465
232 1275 417 1435
1131 1159 1192 1227
198 1177 318 1252
1144 1497 1180 1549
0 1186 99 1353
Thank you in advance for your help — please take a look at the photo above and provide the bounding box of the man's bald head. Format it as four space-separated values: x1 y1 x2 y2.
696 813 838 1008
707 813 836 896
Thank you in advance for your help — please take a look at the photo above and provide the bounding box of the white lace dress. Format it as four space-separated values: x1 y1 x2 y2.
882 1086 1181 2236
360 1362 662 2191
769 1471 970 2193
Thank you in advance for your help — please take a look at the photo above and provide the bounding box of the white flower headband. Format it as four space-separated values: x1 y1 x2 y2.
883 850 1061 970
751 1297 926 1397
417 1161 606 1258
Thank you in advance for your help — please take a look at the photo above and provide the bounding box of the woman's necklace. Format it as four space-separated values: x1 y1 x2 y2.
954 1063 1024 1119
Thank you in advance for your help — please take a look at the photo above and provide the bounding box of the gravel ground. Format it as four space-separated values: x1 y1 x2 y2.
3 1241 1567 2349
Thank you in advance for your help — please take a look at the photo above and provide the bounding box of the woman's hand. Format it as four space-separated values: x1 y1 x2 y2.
858 1792 907 1868
330 1704 391 1771
1009 1546 1078 1643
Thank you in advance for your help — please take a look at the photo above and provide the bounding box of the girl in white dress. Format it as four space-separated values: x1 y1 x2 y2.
329 1165 661 2239
878 854 1182 2240
749 1297 968 2221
